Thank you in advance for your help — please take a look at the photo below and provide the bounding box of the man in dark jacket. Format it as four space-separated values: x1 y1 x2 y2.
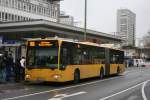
0 54 6 83
6 53 14 82
14 59 21 82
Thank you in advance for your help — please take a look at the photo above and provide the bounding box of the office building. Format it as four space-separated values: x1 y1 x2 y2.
0 0 60 22
59 12 74 26
117 9 136 46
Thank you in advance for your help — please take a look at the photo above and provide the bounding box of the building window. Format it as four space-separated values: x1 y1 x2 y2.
8 14 11 21
43 8 46 15
5 0 9 7
23 2 27 11
23 17 26 20
32 5 36 13
38 6 42 14
18 2 21 9
12 14 14 21
0 0 2 5
15 15 17 21
18 16 20 21
28 4 31 12
2 12 4 20
0 12 1 20
5 13 8 21
12 0 15 8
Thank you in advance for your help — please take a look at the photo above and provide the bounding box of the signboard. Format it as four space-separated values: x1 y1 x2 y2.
39 41 53 47
29 41 53 47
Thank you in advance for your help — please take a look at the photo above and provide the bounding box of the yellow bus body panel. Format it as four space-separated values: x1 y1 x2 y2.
110 64 125 75
118 64 125 73
110 64 118 74
25 64 105 82
64 64 105 80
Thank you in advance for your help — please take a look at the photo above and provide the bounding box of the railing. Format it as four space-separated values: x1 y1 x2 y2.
0 0 58 19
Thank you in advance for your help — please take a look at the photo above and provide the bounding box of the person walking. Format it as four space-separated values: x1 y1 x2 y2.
136 60 139 67
0 54 6 83
6 53 14 82
20 57 25 81
14 59 21 82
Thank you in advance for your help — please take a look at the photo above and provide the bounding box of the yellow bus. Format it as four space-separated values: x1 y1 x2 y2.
25 38 125 83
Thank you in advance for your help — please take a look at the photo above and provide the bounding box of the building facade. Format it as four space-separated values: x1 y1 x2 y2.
0 0 60 22
59 12 74 26
117 9 136 46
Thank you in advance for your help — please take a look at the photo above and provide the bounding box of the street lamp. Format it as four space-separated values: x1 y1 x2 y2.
84 0 87 41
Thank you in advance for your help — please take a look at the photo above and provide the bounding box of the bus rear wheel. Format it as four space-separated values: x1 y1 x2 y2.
73 70 80 84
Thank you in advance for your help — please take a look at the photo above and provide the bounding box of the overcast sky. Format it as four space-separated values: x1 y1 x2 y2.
60 0 150 39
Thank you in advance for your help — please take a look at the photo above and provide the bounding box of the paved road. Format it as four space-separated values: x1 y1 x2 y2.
0 67 150 100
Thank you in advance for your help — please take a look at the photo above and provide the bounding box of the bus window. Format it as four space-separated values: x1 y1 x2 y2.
26 40 58 69
110 50 124 64
27 47 58 68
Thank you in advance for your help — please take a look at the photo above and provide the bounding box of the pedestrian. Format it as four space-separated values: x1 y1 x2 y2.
14 59 21 82
20 57 25 81
136 60 139 67
0 54 6 83
6 53 14 82
126 60 129 68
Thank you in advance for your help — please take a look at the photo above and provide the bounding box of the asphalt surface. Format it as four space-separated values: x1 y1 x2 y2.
0 67 150 100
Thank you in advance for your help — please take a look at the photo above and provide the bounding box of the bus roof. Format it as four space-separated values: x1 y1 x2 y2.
27 37 123 51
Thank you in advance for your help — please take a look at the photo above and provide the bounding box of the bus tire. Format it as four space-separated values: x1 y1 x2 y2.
117 67 120 75
73 69 80 84
100 68 104 79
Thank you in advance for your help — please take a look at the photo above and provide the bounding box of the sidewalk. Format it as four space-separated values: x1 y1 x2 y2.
0 82 25 93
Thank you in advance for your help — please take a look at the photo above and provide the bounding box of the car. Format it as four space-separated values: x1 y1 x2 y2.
140 61 146 67
133 59 146 67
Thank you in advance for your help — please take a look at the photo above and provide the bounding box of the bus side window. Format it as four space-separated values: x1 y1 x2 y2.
110 54 118 64
62 48 69 64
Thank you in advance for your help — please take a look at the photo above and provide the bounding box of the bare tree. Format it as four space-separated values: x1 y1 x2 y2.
141 30 150 59
143 30 150 47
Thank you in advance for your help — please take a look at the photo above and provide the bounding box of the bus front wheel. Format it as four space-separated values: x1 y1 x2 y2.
73 70 80 84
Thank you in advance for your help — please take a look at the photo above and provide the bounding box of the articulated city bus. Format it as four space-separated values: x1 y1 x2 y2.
25 38 125 83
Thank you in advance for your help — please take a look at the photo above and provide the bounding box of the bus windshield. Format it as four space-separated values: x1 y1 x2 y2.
26 41 58 69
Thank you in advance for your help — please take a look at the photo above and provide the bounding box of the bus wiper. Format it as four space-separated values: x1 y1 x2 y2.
47 64 58 69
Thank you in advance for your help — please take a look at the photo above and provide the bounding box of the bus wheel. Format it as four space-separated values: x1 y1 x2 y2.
117 67 120 75
100 68 104 79
73 70 80 84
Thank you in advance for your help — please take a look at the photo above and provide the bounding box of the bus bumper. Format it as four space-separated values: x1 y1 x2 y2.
25 73 70 82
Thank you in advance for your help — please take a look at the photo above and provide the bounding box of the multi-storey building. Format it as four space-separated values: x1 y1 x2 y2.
59 12 74 26
0 0 60 22
117 9 136 46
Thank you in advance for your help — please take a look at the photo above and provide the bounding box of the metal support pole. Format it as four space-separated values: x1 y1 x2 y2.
84 0 87 41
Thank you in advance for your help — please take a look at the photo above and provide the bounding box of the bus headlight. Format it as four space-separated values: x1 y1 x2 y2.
25 75 30 79
53 74 61 79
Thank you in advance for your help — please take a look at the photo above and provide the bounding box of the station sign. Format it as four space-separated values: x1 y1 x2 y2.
29 41 53 47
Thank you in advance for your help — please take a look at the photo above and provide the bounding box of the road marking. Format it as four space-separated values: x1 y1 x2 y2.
2 69 137 100
2 76 121 100
141 80 150 100
48 91 87 100
99 81 145 100
124 68 144 75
